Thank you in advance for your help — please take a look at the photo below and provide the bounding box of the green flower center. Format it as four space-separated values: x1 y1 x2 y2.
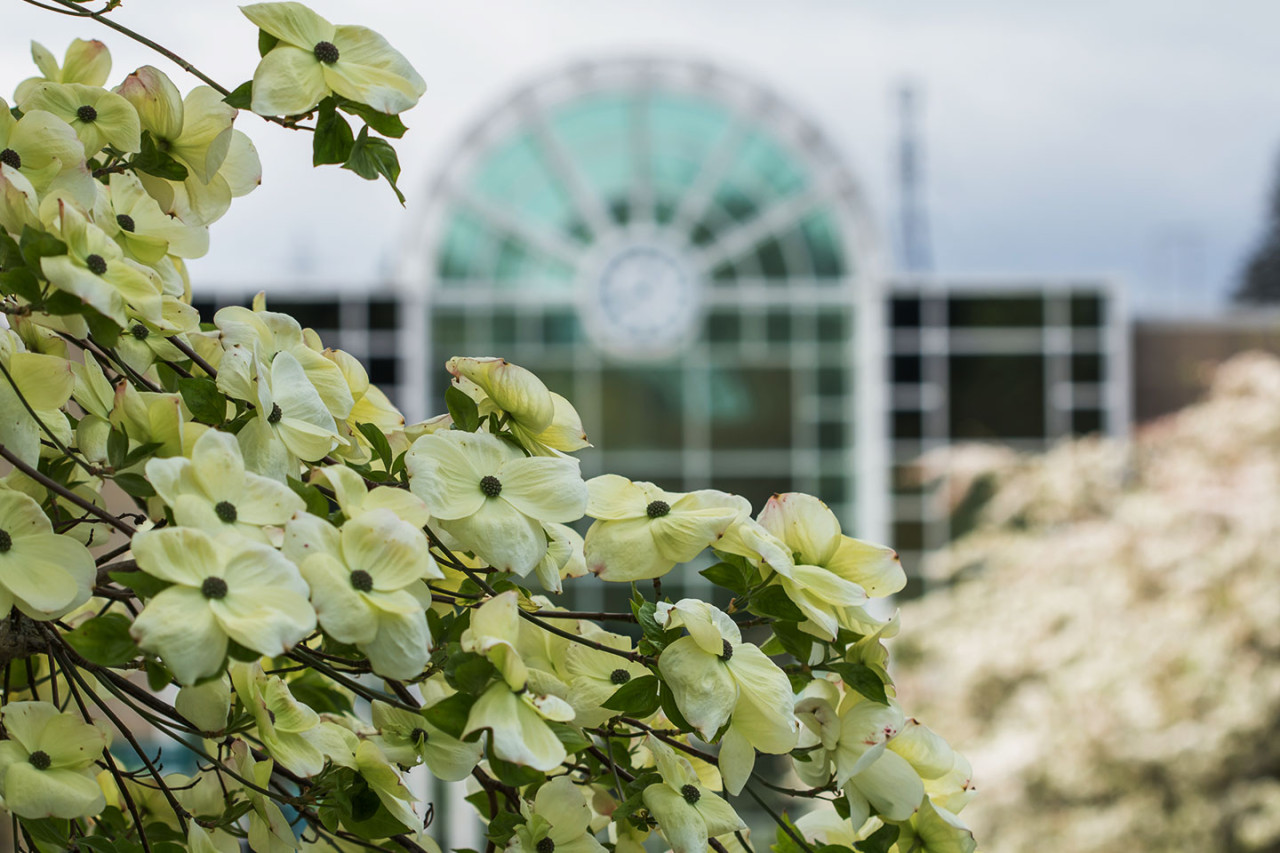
411 727 429 745
214 501 237 523
536 838 555 853
201 576 228 600
646 500 670 519
680 783 700 804
313 41 340 64
86 254 107 275
116 213 136 232
479 475 502 498
0 529 11 553
350 569 373 592
610 668 631 685
719 640 733 662
28 750 50 770
0 149 20 170
267 403 283 424
76 104 98 123
131 323 150 341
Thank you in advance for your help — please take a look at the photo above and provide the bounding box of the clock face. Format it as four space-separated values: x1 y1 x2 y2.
583 243 701 358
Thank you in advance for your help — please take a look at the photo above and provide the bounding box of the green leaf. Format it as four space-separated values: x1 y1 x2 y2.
658 681 694 732
748 585 806 622
548 721 591 755
772 620 817 661
485 810 525 845
179 377 227 425
854 824 900 853
19 225 66 271
132 131 189 181
223 80 254 110
488 749 543 787
0 267 41 302
226 638 261 663
828 662 888 705
356 421 393 469
20 817 71 848
107 426 129 471
699 561 754 596
337 98 407 138
82 306 122 348
113 472 156 498
421 692 474 740
288 476 332 518
43 289 84 316
111 570 171 601
0 228 23 269
342 126 405 203
290 669 354 716
122 441 165 468
144 658 172 691
602 675 660 717
313 97 355 166
445 386 480 433
448 653 496 695
258 29 279 57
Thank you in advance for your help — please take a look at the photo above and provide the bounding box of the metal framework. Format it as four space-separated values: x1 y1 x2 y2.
885 276 1129 586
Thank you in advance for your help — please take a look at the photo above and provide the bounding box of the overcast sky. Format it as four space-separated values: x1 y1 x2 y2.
4 0 1279 315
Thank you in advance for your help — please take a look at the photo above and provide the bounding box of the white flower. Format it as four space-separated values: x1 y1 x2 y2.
641 735 746 853
283 507 439 679
130 527 315 684
145 428 304 545
0 702 110 819
242 1 426 116
406 429 586 575
0 488 94 620
584 475 748 581
655 600 799 795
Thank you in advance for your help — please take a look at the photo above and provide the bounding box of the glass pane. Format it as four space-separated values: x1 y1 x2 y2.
1072 408 1104 434
470 132 583 243
1071 353 1104 383
800 212 845 278
947 296 1043 328
708 367 792 449
890 297 921 328
706 310 740 343
817 313 847 342
892 355 922 383
549 95 632 224
1070 293 1104 327
599 367 684 449
948 355 1046 438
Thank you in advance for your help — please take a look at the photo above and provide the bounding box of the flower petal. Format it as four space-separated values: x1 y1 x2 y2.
131 586 228 685
656 637 736 740
250 45 328 116
497 454 587 522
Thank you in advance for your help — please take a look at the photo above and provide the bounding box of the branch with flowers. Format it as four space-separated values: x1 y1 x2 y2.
0 4 976 852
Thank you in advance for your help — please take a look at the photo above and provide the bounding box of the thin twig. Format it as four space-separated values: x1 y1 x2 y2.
0 443 136 535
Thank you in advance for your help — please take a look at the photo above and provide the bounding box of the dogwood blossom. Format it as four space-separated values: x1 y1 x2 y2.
641 735 746 853
0 489 94 620
146 428 303 544
0 702 110 819
243 2 426 116
130 526 315 684
584 475 749 581
283 507 438 679
406 429 586 574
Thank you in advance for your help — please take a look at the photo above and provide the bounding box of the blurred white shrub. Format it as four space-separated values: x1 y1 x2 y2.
895 351 1280 853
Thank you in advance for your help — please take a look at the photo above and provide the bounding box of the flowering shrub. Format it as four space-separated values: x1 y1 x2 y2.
0 3 974 851
895 352 1280 853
